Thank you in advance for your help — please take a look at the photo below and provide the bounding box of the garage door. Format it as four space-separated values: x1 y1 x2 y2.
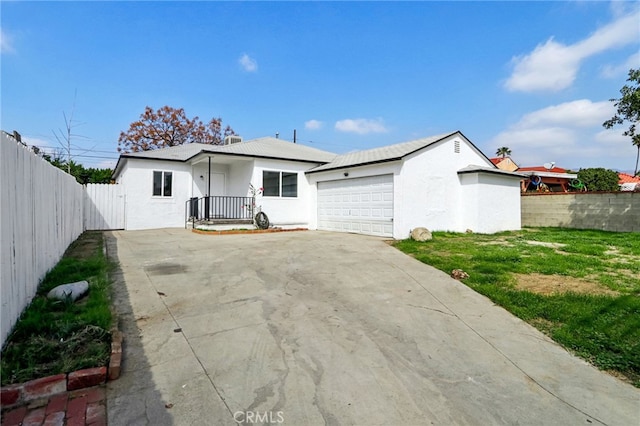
317 175 393 237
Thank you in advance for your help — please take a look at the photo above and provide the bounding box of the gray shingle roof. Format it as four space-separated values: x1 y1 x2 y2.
121 137 337 163
306 132 457 173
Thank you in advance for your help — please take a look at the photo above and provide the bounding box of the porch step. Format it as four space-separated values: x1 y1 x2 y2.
195 219 253 225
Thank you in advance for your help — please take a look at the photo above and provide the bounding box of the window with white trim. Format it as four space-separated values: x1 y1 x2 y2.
153 171 173 197
262 171 297 197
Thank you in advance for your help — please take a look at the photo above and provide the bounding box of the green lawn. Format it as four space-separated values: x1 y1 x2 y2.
1 232 113 386
394 227 640 387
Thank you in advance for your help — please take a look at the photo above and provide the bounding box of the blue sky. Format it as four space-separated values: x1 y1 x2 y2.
2 1 639 172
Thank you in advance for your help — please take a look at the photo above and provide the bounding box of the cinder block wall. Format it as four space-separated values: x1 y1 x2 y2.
521 192 639 232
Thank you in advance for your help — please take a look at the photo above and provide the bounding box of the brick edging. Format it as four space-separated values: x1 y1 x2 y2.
192 227 308 235
0 327 123 410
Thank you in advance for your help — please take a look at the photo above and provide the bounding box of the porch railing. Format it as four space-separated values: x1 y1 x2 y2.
185 196 254 228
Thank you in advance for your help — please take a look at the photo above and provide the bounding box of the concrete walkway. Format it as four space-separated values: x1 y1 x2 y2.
105 229 639 425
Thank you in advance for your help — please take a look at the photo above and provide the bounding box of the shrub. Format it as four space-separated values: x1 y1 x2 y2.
577 168 620 192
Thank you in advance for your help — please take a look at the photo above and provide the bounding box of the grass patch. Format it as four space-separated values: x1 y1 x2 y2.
1 232 112 386
395 227 640 387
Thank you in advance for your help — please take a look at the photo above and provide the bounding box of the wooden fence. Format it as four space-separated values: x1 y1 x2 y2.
85 183 125 230
1 132 126 347
1 133 85 347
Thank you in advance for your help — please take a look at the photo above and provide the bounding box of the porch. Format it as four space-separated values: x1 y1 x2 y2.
185 196 255 229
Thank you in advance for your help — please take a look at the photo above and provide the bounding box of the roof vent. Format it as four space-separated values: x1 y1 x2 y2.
224 135 243 145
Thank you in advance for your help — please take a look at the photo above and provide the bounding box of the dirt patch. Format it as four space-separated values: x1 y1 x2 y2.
64 231 103 260
524 240 566 249
514 273 619 296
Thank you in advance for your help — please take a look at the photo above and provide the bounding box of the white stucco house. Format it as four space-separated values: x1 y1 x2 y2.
112 131 523 238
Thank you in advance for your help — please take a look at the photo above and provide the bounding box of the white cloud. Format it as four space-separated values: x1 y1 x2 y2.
505 9 640 92
489 99 631 169
1 29 15 54
305 119 323 130
335 118 388 135
238 53 258 72
517 100 613 128
601 52 640 78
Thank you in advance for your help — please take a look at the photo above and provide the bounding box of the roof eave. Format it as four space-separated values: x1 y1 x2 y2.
188 149 332 165
306 157 403 174
457 168 526 179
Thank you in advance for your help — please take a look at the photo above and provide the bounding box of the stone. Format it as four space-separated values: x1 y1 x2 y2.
411 227 432 242
451 269 470 280
47 281 89 302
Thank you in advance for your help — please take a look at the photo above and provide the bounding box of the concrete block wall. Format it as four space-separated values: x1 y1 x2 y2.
521 192 639 232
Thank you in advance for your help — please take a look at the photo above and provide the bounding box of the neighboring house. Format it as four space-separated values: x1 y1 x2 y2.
112 131 523 238
490 157 519 172
518 166 578 192
618 172 640 191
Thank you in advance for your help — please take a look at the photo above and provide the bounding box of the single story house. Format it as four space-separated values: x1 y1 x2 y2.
112 131 523 238
489 156 519 172
618 172 640 191
518 166 578 192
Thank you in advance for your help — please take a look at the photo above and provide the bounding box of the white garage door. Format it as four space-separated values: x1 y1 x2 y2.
317 174 393 237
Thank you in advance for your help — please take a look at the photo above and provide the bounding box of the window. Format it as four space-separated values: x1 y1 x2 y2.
282 172 297 197
153 171 173 197
263 171 280 197
262 171 297 197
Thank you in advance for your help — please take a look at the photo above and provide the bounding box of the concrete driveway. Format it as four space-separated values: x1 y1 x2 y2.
105 229 639 425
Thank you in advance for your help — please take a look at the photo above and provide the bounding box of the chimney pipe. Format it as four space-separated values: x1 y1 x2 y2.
275 132 279 139
293 129 297 143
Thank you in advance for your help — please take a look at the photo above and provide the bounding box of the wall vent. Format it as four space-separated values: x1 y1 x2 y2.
454 140 460 153
224 135 243 145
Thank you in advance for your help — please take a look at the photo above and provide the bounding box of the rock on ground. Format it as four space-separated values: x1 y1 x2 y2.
47 281 89 302
411 227 432 241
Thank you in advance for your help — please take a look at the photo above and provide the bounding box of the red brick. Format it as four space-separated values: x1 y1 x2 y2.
1 405 27 426
66 415 86 426
0 385 21 407
67 367 107 391
85 386 106 404
22 406 46 426
86 402 107 426
45 393 68 415
111 329 123 345
108 350 122 380
66 395 87 420
43 411 65 426
22 374 67 401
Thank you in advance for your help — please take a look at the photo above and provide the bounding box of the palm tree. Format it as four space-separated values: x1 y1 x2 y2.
496 147 512 158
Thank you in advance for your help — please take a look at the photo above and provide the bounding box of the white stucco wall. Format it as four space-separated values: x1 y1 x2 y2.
395 134 493 237
251 159 319 227
307 133 520 238
460 172 522 233
116 159 193 230
191 162 229 197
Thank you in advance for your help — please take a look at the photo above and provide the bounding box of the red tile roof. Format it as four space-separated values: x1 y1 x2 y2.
489 157 503 165
518 166 568 173
618 172 640 184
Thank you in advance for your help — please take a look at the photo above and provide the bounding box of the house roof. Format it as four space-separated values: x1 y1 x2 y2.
306 131 468 174
618 172 640 184
517 166 568 174
489 157 516 164
518 170 577 179
457 165 525 178
113 137 337 177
